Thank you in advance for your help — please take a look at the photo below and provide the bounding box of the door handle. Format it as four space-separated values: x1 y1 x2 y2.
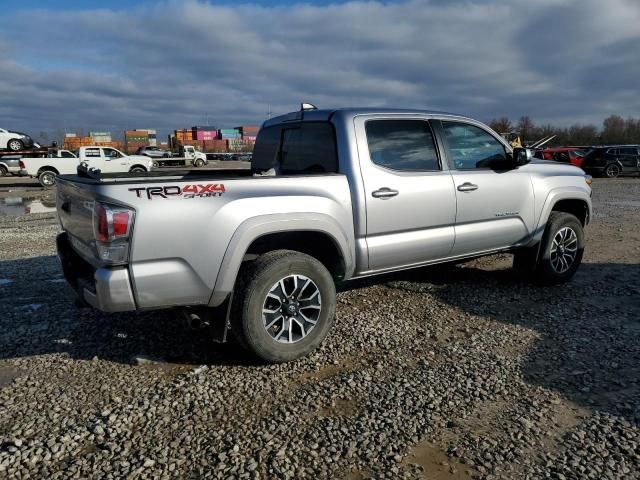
457 182 478 192
372 187 399 199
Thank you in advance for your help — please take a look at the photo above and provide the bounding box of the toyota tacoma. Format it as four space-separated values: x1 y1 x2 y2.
56 105 593 362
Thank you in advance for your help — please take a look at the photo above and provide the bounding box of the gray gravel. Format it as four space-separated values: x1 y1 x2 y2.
0 178 639 479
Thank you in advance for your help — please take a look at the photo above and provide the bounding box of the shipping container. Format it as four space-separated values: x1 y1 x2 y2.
236 125 260 136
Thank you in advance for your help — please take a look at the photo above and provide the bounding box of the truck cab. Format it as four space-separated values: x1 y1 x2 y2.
180 145 208 167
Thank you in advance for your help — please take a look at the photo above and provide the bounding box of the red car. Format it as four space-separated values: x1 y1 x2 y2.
536 147 588 168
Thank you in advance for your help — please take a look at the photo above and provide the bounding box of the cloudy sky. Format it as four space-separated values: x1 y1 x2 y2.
1 0 639 141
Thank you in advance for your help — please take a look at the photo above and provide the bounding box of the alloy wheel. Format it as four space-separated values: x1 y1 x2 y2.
262 274 322 344
605 164 620 178
550 227 578 273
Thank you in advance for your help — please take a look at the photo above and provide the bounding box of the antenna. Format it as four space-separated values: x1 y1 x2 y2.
267 104 272 119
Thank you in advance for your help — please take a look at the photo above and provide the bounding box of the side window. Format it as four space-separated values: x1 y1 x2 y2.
365 120 439 171
84 148 100 158
619 147 635 155
103 148 121 159
251 125 282 171
61 151 75 158
606 148 617 155
280 123 338 174
442 121 508 170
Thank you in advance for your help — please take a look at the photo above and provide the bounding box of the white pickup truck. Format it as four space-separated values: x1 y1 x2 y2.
20 146 153 187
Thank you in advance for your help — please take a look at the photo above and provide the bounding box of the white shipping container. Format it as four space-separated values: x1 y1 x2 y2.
65 133 77 138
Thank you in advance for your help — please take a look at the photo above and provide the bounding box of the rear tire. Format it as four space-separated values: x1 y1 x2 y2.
0 165 7 177
604 163 621 178
7 139 23 151
38 170 57 188
233 250 336 363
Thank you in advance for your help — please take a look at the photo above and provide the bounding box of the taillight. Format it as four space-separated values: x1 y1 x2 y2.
93 202 134 264
19 160 25 169
93 202 132 242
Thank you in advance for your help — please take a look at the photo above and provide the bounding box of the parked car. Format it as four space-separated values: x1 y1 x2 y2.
56 105 592 362
582 145 640 177
0 128 34 151
136 146 173 159
535 147 589 168
20 146 153 187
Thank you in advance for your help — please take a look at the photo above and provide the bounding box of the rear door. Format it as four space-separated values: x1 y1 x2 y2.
82 147 102 168
437 120 535 256
355 115 456 271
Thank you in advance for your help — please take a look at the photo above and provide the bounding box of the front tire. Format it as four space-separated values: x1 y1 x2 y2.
38 170 57 188
130 166 146 173
0 165 7 177
604 163 621 178
7 139 24 151
194 158 205 167
233 250 336 363
534 212 584 285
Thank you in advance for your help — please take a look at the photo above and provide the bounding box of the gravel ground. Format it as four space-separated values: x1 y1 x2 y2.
0 178 638 479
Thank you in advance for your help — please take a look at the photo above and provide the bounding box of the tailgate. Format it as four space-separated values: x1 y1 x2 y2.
56 179 101 263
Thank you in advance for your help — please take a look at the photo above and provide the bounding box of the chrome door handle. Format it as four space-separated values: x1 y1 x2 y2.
457 182 478 192
372 187 399 199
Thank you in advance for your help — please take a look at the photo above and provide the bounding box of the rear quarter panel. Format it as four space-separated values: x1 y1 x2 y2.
111 175 354 308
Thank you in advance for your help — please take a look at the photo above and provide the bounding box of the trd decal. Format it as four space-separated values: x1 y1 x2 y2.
129 184 225 200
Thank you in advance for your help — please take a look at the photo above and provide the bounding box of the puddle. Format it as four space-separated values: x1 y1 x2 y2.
0 196 57 216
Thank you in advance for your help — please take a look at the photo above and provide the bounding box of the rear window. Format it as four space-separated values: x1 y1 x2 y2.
252 122 338 174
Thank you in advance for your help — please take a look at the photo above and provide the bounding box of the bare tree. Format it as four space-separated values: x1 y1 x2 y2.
489 117 513 134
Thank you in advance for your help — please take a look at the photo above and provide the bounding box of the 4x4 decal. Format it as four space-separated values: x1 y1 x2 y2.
129 184 225 200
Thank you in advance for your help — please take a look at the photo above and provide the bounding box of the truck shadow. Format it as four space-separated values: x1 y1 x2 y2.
0 255 254 368
1 255 638 421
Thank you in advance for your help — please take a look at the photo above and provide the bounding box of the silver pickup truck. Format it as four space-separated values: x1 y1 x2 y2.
56 106 593 362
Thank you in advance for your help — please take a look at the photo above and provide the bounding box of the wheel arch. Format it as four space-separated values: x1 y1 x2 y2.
531 188 591 245
37 166 60 175
208 214 355 307
551 199 590 226
129 164 148 172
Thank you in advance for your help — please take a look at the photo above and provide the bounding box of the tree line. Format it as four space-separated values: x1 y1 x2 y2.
488 115 640 147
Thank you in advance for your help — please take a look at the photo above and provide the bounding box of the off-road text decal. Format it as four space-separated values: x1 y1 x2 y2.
129 184 225 200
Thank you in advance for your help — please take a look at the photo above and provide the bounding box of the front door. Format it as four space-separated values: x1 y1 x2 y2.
355 116 457 271
100 148 127 172
437 120 535 256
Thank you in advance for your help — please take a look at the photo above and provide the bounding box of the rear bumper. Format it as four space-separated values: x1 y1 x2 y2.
57 233 137 312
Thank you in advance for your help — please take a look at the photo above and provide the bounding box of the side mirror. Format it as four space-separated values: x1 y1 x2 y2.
512 147 533 166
